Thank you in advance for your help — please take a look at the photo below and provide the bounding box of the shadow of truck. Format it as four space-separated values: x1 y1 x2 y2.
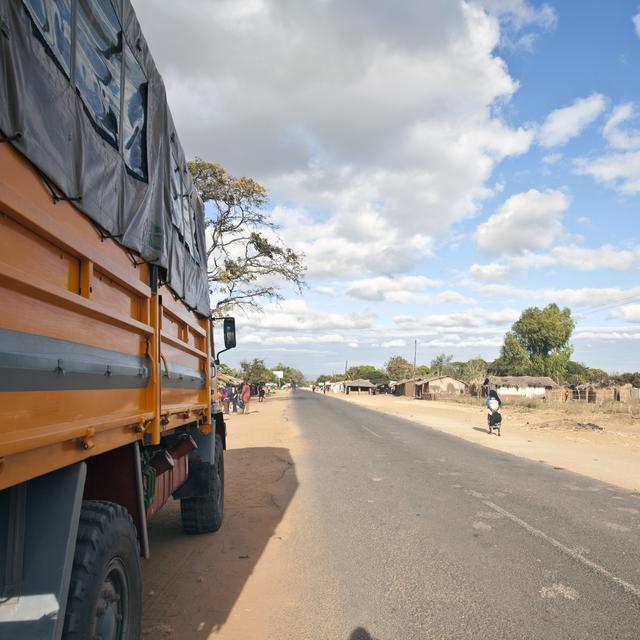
142 446 297 638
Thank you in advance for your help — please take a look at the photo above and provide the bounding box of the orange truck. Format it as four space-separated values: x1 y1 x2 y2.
0 2 235 638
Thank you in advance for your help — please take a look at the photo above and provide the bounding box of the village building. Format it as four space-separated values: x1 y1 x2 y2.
391 376 467 398
416 376 467 399
391 378 424 397
486 376 559 400
344 379 376 394
570 383 639 404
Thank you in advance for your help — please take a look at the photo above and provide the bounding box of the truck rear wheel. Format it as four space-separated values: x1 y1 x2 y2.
63 501 142 640
180 434 224 534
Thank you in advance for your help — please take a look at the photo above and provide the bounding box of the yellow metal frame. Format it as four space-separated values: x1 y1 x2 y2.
0 141 211 490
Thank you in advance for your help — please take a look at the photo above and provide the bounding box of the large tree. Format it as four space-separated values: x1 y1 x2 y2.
493 304 575 382
346 365 389 385
461 358 489 384
512 303 574 360
385 355 413 381
430 353 453 377
490 332 532 376
188 158 306 315
239 358 276 385
273 363 306 386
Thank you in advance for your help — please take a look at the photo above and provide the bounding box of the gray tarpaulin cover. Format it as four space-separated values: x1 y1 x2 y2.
0 0 210 317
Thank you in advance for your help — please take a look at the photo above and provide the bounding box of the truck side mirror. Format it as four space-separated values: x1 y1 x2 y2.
223 317 236 349
214 317 237 364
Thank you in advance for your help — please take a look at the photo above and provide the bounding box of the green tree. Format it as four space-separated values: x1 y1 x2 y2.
188 158 306 315
461 358 488 384
239 358 276 385
415 364 431 377
430 353 453 377
490 332 532 376
564 360 591 385
587 368 610 384
512 304 574 358
346 365 389 385
316 373 346 384
273 363 306 386
218 362 241 378
511 304 575 382
385 355 413 381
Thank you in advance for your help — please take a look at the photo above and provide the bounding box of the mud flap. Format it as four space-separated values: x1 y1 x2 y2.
0 463 86 640
172 428 216 500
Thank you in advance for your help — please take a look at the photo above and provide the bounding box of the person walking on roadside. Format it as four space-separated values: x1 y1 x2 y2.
222 386 230 415
215 387 225 414
241 382 252 414
230 385 238 413
486 389 502 434
258 386 265 402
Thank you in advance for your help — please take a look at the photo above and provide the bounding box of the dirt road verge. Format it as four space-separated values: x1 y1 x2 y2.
142 395 299 639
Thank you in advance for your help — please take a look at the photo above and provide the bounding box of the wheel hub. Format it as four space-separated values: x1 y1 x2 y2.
95 560 128 640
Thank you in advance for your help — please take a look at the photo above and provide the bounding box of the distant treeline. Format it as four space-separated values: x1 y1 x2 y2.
316 305 639 387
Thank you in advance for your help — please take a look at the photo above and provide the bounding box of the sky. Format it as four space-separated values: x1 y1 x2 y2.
133 0 640 378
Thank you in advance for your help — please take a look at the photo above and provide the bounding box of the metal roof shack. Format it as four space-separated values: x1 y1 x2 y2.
345 379 376 394
391 377 425 397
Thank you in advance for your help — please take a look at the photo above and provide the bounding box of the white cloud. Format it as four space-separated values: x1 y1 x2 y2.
478 0 557 49
552 244 640 271
469 244 640 281
421 336 504 348
603 103 640 150
539 93 607 148
576 102 640 194
609 304 640 323
243 300 375 332
392 307 519 331
134 0 536 278
469 262 511 281
381 339 407 348
470 283 640 307
345 275 442 301
385 290 476 305
542 152 562 164
475 189 569 254
574 327 640 341
575 151 640 194
316 286 338 297
633 9 640 39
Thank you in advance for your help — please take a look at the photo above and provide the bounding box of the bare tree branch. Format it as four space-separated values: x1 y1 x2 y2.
188 157 306 316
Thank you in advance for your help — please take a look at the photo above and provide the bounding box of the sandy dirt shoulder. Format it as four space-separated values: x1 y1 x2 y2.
142 392 344 639
328 391 640 493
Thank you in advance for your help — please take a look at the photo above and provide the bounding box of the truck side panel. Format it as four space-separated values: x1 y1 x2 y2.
0 142 212 488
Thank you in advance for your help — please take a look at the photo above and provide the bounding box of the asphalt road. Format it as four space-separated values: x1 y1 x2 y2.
287 390 640 639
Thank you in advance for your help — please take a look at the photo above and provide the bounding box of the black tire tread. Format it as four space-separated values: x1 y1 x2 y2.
63 500 141 639
180 435 224 534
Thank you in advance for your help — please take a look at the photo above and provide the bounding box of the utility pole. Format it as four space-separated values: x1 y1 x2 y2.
412 339 417 397
345 360 348 377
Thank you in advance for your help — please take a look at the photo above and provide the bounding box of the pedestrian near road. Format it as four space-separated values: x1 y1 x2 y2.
222 387 230 415
241 382 251 414
258 386 265 402
230 386 238 413
486 389 502 434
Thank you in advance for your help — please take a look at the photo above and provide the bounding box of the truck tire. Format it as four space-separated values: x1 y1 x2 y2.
180 434 224 534
63 501 142 640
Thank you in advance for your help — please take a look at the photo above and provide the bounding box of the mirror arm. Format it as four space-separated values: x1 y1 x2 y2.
214 347 231 366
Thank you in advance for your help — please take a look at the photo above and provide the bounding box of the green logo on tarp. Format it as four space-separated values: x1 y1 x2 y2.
149 224 163 251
